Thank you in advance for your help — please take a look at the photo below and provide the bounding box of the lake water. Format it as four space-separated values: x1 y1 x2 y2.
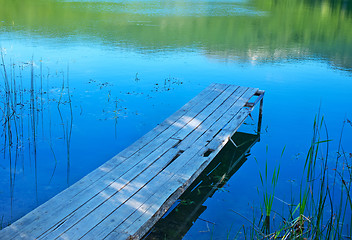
0 0 352 238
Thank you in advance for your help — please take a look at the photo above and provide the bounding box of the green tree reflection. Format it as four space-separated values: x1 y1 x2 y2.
0 0 351 69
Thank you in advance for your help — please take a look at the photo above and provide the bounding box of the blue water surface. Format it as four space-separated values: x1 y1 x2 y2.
0 0 351 238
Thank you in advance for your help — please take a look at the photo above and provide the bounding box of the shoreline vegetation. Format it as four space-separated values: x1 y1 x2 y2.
0 52 74 229
236 115 352 239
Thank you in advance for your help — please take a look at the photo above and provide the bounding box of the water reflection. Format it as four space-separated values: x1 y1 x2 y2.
0 55 73 227
144 132 259 240
0 53 186 228
0 0 351 235
305 0 352 14
0 0 351 70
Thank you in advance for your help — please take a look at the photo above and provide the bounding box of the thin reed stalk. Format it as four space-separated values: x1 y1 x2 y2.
239 115 351 239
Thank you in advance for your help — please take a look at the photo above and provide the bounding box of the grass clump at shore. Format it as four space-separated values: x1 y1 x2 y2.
245 115 352 240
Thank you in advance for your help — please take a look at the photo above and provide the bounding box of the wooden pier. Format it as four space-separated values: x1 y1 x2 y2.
147 132 260 239
0 83 264 240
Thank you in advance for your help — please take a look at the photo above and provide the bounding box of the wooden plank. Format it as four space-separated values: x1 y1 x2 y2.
122 83 230 158
48 87 249 239
170 85 241 141
4 136 177 240
0 155 127 240
118 83 227 158
106 108 252 240
66 87 255 239
2 84 229 240
160 134 260 240
37 139 180 239
175 86 248 151
85 88 258 239
206 91 259 150
1 84 227 238
109 88 258 238
54 149 179 239
0 83 262 240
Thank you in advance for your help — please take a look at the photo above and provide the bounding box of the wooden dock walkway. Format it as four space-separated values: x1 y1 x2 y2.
147 132 260 239
0 83 264 240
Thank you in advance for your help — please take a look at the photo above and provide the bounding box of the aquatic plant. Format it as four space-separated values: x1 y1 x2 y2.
255 146 282 235
243 115 352 239
0 52 75 226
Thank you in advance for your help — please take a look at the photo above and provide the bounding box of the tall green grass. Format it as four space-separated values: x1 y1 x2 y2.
245 115 352 239
255 145 282 235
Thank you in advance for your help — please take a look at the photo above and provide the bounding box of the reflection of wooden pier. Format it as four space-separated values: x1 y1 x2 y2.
0 83 264 240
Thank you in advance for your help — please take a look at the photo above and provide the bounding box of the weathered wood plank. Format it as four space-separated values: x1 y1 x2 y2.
109 89 259 238
85 89 257 239
106 108 252 240
0 83 263 240
0 155 127 240
118 83 227 158
1 84 228 240
54 148 179 239
53 85 250 238
175 86 248 150
5 136 177 240
77 88 255 239
124 83 230 157
38 139 180 239
170 85 241 140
